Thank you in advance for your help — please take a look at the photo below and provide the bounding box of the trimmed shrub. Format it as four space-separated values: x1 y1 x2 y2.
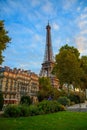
57 96 70 106
19 105 29 117
4 100 66 117
28 105 40 116
4 105 20 117
37 100 66 114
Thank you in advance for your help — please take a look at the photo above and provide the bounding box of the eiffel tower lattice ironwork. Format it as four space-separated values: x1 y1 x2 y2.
40 23 54 77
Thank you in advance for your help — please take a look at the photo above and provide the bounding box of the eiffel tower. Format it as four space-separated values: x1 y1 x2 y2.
40 23 59 88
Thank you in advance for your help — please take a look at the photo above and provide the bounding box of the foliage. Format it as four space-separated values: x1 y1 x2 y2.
20 95 32 105
80 56 87 73
67 91 86 104
0 91 4 111
38 87 60 101
37 100 65 114
50 88 61 100
68 93 80 104
53 44 83 91
4 105 20 117
39 77 51 90
38 77 52 101
18 105 29 117
37 89 48 101
28 105 40 116
59 89 68 97
4 100 65 117
4 105 30 117
59 44 80 58
38 77 60 101
0 20 11 64
80 56 87 90
78 92 85 103
57 96 70 106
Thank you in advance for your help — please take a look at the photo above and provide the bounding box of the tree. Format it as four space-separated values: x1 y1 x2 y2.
0 91 4 111
38 77 60 101
38 77 52 101
39 77 51 90
60 44 80 59
80 56 87 90
53 44 83 92
0 20 11 64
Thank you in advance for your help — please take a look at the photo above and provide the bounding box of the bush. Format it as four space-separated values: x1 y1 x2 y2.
58 104 66 111
4 100 66 117
28 105 40 116
57 96 70 106
0 91 4 111
19 105 29 117
4 105 20 117
20 95 32 105
4 105 30 117
68 94 80 104
37 100 65 114
38 100 53 114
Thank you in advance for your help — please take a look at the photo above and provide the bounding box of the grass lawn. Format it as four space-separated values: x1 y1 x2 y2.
0 111 87 130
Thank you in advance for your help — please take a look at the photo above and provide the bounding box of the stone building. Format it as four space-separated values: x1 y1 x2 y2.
0 66 39 105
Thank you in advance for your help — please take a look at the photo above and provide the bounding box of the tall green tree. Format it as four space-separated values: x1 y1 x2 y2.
0 20 11 64
53 44 83 92
80 56 87 90
38 77 60 101
60 44 80 59
39 77 51 90
38 77 51 101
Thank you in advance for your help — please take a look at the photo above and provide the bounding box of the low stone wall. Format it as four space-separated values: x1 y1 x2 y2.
67 108 87 112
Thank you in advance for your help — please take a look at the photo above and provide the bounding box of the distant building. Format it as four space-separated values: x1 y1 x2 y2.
0 66 39 105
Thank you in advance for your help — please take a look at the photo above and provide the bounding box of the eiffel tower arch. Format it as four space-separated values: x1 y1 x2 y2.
40 23 59 89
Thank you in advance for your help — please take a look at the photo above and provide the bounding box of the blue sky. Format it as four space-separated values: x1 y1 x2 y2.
0 0 87 74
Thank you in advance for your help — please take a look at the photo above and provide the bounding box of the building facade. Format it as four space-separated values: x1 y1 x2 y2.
0 66 39 105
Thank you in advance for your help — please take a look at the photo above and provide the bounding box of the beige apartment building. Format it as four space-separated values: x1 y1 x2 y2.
0 66 39 105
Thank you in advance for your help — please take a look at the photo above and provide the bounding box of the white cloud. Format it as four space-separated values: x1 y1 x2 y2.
80 29 87 35
31 0 41 7
75 35 87 53
19 61 41 74
83 7 87 12
62 0 77 10
78 20 87 29
77 7 81 12
41 1 54 14
80 14 87 19
52 23 59 30
34 34 42 41
19 63 29 69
